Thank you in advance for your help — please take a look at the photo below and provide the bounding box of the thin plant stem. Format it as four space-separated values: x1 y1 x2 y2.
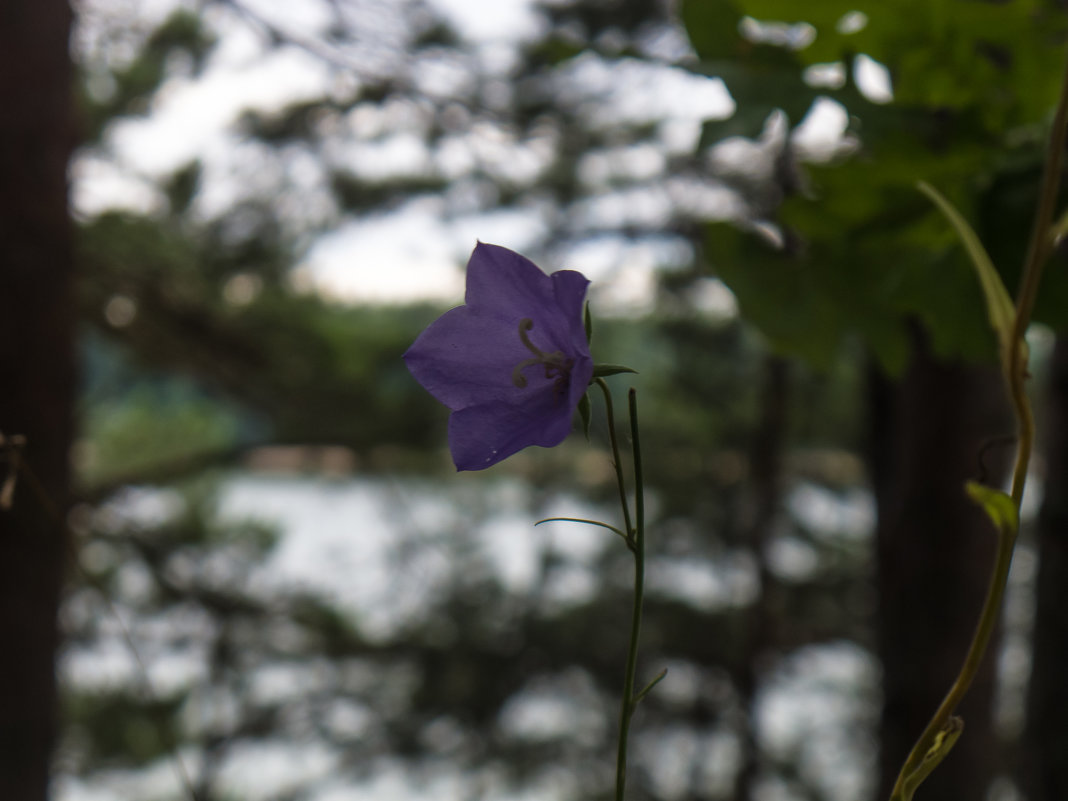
888 513 1017 800
596 378 634 547
594 380 653 800
1008 44 1068 504
614 388 646 801
889 46 1068 801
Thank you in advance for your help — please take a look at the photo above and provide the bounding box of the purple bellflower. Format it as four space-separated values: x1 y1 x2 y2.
404 242 594 471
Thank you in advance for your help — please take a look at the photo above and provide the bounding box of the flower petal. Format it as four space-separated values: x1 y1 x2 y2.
403 305 556 411
404 242 595 470
567 351 595 411
549 269 591 351
464 242 556 320
448 389 575 471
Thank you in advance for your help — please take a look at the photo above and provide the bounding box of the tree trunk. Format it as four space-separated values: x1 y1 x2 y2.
733 354 789 801
867 325 1011 801
0 2 76 800
1019 335 1068 801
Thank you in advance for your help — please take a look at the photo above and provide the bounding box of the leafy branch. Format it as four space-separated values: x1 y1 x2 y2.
890 45 1068 801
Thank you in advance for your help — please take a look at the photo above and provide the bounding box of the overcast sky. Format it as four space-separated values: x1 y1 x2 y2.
73 0 888 310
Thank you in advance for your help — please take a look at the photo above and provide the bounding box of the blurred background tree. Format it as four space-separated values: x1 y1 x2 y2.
0 2 76 800
679 3 1068 798
1 0 1058 800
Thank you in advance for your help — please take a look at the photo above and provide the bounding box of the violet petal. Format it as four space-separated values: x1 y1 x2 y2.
403 242 593 470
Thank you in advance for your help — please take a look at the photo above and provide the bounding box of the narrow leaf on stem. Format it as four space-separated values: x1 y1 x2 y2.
578 392 592 441
900 717 964 801
633 668 668 706
593 364 639 378
964 481 1018 537
917 181 1020 379
534 516 629 543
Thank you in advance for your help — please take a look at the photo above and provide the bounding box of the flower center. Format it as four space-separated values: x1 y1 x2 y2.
511 318 574 395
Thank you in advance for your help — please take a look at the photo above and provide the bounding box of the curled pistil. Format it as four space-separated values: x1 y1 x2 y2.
511 318 574 389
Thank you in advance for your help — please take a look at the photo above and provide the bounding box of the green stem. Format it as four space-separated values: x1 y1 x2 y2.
597 378 634 547
1011 51 1068 374
889 45 1068 801
1008 46 1068 504
614 388 645 801
889 513 1017 801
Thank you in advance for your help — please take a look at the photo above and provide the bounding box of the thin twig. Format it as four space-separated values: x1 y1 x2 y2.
614 388 646 801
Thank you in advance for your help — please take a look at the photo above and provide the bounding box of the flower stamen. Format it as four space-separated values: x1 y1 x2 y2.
511 318 574 393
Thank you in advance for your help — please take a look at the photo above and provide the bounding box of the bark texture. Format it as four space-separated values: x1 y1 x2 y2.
733 355 789 801
1020 336 1068 801
0 2 75 799
868 326 1011 801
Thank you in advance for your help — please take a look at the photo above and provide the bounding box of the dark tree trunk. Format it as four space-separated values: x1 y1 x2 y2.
867 325 1011 801
0 2 76 800
1020 335 1068 801
733 355 789 801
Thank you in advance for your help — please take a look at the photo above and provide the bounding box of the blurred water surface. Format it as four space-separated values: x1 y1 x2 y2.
57 472 878 801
